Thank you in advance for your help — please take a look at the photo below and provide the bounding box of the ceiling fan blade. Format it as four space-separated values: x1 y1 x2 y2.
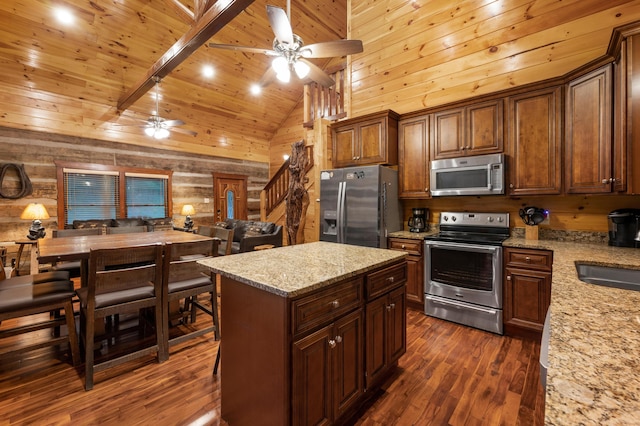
301 40 364 58
162 119 186 127
266 5 294 46
299 58 335 88
170 127 198 137
208 43 278 56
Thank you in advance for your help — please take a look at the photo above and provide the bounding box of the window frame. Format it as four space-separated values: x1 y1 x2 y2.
55 161 173 229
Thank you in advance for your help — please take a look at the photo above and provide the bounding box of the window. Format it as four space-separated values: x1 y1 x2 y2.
56 162 172 227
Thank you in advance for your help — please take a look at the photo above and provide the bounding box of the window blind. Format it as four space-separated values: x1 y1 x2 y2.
64 172 119 225
125 175 168 219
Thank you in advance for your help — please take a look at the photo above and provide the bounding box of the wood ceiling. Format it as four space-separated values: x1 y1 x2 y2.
0 0 348 162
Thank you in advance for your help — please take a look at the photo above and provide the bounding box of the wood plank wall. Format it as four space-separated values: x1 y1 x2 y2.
0 126 268 248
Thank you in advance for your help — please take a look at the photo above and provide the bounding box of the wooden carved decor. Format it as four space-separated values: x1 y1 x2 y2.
286 140 309 245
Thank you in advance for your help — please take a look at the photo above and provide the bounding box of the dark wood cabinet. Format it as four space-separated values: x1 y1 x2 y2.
331 110 399 168
503 247 553 338
293 309 363 424
398 114 430 198
388 237 424 309
565 64 616 194
365 285 406 389
507 87 562 195
432 100 503 159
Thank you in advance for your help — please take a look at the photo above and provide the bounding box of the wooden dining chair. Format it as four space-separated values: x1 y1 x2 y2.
76 243 165 390
0 265 80 367
51 228 102 278
161 240 219 361
213 226 234 256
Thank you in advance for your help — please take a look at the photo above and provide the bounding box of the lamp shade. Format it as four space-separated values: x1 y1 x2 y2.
181 204 195 216
20 203 50 220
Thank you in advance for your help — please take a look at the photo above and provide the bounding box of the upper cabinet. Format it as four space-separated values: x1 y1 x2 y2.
565 64 617 194
507 87 562 195
332 110 399 168
431 99 504 159
398 114 430 198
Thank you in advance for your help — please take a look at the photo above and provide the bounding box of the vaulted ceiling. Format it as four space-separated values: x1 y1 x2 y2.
0 0 348 161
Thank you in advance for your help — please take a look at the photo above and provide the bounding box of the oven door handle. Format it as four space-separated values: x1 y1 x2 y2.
424 240 501 254
487 163 495 190
426 295 498 315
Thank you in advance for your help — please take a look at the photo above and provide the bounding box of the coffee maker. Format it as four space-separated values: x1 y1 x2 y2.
607 208 640 247
408 208 428 233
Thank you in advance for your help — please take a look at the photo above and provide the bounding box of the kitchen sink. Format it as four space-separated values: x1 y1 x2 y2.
575 263 640 291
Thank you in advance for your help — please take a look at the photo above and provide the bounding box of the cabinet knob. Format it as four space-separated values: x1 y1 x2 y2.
602 178 615 184
390 303 396 309
328 339 336 348
525 256 531 263
506 275 511 281
386 305 391 311
401 244 406 249
509 183 514 188
387 276 394 283
331 300 340 308
335 335 342 344
425 188 429 192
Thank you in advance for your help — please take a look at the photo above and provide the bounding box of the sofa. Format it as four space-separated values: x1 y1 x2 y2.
216 218 283 254
72 217 174 233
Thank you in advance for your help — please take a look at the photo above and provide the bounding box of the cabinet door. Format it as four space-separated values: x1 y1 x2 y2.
359 118 386 164
364 294 387 389
565 65 613 194
508 87 562 195
386 285 406 365
332 309 364 420
466 100 503 155
613 41 628 193
432 108 464 159
504 267 551 333
333 124 357 168
405 254 424 308
398 115 430 198
293 325 333 426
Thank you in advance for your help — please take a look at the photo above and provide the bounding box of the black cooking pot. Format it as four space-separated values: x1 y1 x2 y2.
519 206 547 226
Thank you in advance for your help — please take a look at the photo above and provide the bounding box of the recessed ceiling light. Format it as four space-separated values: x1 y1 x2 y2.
54 7 75 25
250 84 261 95
202 65 215 78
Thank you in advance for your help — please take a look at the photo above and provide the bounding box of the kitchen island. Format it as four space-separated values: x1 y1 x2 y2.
198 241 407 425
504 237 640 425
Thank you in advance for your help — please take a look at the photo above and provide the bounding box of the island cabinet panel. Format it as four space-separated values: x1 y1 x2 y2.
503 247 553 339
507 87 562 195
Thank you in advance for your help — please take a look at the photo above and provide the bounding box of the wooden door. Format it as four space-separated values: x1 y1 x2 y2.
508 87 562 195
212 172 247 222
565 64 613 194
332 124 357 168
398 114 430 198
504 267 551 333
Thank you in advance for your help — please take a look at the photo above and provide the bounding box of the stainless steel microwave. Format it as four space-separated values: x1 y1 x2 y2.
430 153 504 196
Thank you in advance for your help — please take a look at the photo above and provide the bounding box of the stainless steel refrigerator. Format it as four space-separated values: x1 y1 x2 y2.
319 165 402 248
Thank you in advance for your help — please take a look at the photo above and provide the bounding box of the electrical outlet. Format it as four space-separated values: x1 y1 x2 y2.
541 210 550 225
204 198 210 203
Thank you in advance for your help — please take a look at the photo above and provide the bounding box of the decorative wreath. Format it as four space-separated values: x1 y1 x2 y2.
0 163 33 199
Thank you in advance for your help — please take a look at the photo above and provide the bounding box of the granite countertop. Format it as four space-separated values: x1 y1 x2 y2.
197 241 406 298
388 229 437 240
504 237 640 425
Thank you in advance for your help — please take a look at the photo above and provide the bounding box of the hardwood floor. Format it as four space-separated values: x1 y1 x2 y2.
0 307 544 425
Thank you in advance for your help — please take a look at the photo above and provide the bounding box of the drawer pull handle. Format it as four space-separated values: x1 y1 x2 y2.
387 276 394 283
328 339 336 348
331 300 340 308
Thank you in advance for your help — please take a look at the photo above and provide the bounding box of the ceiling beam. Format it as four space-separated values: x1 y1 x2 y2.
117 0 255 112
164 0 195 25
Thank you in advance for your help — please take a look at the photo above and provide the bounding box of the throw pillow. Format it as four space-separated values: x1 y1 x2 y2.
215 221 228 229
245 225 263 237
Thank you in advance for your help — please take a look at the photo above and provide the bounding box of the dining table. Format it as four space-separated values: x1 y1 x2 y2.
38 230 218 285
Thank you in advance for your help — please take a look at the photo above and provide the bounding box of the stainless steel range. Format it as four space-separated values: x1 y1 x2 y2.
424 212 510 334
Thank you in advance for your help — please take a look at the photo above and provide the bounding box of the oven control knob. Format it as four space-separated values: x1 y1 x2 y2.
443 215 449 222
497 217 504 222
451 216 456 222
487 217 494 222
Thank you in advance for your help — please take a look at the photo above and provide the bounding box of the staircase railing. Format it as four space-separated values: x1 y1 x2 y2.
263 145 314 217
303 64 347 128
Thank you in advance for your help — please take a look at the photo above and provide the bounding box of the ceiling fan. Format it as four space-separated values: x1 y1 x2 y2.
208 2 363 88
130 77 197 139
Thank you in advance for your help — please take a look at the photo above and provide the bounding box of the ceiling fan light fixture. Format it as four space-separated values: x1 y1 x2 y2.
293 60 310 79
276 69 291 83
144 126 156 137
272 56 289 75
154 128 170 139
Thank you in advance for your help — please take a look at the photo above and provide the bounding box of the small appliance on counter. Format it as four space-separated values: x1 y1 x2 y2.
408 208 428 233
608 208 640 247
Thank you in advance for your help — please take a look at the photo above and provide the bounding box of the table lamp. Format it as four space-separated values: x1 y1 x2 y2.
181 204 195 231
21 203 50 240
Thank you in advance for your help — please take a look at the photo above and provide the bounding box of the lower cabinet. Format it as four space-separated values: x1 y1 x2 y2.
503 247 553 338
365 285 406 389
388 237 424 309
293 309 363 425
